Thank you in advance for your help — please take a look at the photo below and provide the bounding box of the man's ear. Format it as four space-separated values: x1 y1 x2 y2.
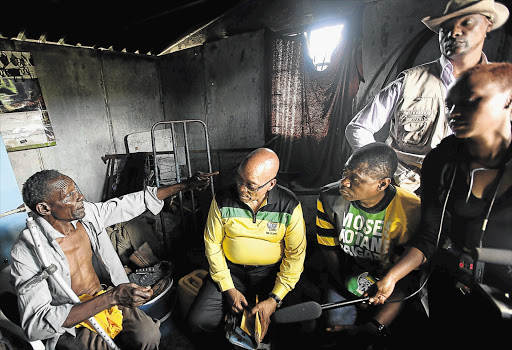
486 17 494 33
505 95 512 109
36 202 51 216
268 178 277 191
377 178 392 191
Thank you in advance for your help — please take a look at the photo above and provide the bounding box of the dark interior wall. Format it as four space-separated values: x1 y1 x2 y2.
100 54 164 153
159 46 206 126
203 30 265 150
354 0 447 111
160 29 265 150
158 30 266 186
1 39 165 201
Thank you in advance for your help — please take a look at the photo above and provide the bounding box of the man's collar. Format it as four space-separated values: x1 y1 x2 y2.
252 185 279 210
353 185 397 214
266 185 279 205
34 215 67 240
252 186 277 211
439 54 453 71
34 215 80 240
480 52 489 64
440 53 489 87
441 52 489 68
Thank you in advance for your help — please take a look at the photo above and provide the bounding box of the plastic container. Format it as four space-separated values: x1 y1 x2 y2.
177 269 208 318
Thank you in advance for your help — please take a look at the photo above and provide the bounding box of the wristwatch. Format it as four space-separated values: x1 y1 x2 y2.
268 292 282 308
370 319 388 336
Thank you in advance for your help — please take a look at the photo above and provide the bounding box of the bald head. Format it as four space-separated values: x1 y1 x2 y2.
240 148 280 179
236 148 280 205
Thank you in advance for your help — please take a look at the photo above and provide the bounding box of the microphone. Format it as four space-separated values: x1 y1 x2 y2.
271 297 369 324
473 248 512 266
271 301 322 324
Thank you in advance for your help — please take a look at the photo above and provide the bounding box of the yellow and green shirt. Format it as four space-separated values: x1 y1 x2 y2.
204 185 307 300
316 182 420 273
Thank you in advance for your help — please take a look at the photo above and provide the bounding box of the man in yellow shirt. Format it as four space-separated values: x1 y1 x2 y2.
187 148 307 345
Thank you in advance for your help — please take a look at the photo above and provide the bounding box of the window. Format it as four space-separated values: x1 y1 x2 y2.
305 24 344 71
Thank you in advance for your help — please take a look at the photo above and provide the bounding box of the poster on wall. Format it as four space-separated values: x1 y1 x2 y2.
0 50 56 152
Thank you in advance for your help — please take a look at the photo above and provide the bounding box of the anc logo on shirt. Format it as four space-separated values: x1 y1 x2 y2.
266 221 278 235
338 204 391 261
347 272 377 297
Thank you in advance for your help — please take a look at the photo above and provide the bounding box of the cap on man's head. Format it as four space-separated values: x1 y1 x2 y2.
422 0 509 33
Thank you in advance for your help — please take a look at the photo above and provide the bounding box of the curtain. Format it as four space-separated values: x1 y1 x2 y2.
266 10 364 190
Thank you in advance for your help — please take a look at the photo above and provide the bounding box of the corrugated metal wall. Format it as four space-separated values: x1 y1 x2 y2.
0 30 266 202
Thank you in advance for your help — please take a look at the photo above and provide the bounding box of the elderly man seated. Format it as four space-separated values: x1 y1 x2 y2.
10 169 214 350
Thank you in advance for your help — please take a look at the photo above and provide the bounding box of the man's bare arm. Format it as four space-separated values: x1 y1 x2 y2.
62 283 152 328
156 171 219 200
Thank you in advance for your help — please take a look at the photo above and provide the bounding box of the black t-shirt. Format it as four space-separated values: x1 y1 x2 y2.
446 163 512 292
411 134 512 293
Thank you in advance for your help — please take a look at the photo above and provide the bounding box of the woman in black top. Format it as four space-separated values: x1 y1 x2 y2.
363 63 512 343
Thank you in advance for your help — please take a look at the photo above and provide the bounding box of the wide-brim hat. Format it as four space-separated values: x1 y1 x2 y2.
422 0 509 33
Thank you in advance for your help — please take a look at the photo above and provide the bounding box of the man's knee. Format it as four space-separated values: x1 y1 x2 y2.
127 320 161 350
186 279 225 333
187 306 219 333
118 317 161 350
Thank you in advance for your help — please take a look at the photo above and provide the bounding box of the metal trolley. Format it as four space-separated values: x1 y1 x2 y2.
150 120 215 251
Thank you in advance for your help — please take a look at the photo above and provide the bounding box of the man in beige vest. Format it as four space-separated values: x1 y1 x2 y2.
345 0 509 194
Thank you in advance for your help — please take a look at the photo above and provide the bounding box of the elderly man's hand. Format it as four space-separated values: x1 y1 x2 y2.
248 297 278 342
186 171 219 191
111 283 153 308
224 288 248 314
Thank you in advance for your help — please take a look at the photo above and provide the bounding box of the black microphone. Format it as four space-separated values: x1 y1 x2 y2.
271 297 369 324
473 248 512 266
271 301 322 324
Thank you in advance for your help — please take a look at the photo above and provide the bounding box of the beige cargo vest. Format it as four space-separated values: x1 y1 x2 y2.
386 59 449 170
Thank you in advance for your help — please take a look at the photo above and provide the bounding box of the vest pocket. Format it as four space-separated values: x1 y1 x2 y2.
396 110 435 147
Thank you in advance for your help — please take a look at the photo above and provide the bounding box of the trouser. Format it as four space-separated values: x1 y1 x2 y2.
55 306 161 350
323 286 358 327
187 260 280 333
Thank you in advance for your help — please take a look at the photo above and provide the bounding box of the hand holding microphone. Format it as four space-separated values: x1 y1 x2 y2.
365 278 395 305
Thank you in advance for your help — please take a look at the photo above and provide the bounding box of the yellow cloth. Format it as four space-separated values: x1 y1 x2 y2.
75 290 123 339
